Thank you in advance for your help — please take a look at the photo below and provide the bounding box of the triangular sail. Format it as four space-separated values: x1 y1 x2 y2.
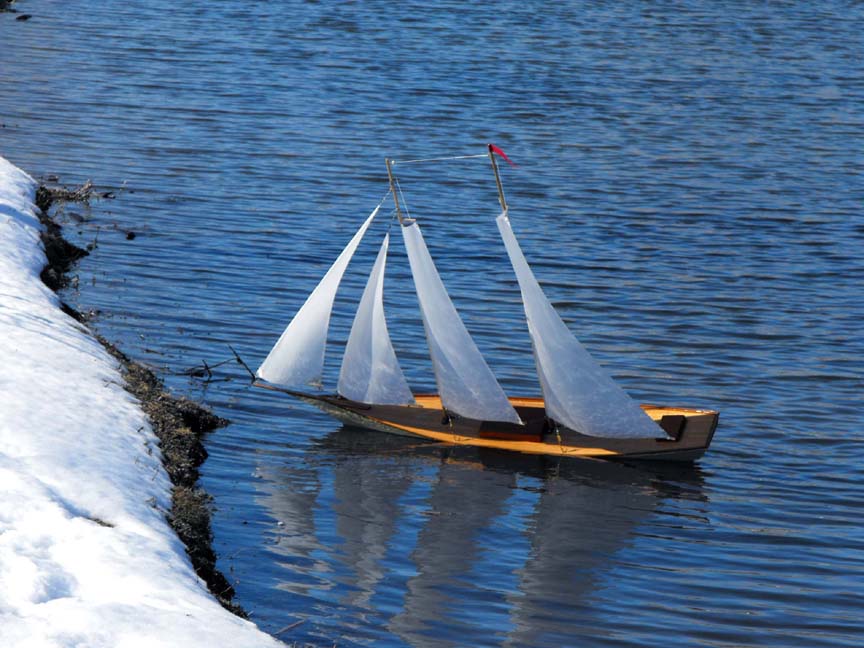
257 207 379 387
338 233 415 405
496 211 663 439
401 220 522 424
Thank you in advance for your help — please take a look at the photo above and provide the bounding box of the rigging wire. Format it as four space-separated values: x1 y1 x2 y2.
374 188 392 211
373 186 399 233
394 177 412 221
391 153 488 166
386 204 398 233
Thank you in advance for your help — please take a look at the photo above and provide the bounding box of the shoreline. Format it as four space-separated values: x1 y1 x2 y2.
35 182 246 617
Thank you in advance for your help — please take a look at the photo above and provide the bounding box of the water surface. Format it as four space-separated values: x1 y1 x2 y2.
2 1 863 646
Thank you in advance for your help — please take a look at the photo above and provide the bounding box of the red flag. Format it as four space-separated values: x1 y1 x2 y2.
488 143 517 167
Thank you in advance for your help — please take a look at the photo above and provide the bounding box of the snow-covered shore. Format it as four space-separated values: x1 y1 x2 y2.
0 156 281 647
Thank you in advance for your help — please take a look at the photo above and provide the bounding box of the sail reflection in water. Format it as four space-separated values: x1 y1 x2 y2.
389 457 519 644
254 428 705 647
507 472 661 647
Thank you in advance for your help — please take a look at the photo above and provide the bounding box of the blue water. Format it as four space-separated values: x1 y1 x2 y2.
2 1 863 646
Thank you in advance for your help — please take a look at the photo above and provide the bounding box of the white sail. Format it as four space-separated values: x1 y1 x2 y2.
496 211 664 439
257 207 379 387
338 233 415 405
401 220 522 424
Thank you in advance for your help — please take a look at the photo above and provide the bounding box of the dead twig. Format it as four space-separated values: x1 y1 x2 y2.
229 344 256 382
274 619 306 636
180 358 235 380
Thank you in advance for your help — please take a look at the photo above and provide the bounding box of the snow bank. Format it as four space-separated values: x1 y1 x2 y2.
0 156 281 648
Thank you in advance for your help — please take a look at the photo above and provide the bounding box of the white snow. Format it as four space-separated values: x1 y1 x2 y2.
0 156 282 648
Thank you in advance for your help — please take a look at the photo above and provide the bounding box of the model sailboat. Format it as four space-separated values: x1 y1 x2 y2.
255 146 718 461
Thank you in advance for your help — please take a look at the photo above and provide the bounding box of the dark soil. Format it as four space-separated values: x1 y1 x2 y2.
34 183 90 290
36 180 245 617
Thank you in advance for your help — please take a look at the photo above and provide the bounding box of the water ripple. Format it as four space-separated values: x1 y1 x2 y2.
3 0 863 645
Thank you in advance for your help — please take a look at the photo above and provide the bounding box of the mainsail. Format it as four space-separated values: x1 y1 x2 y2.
401 220 522 424
338 233 415 405
496 211 664 439
257 207 379 387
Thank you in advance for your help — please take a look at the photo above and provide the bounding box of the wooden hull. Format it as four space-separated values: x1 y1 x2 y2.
255 384 718 462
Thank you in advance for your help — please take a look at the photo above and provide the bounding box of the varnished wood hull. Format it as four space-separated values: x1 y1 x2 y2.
255 384 718 462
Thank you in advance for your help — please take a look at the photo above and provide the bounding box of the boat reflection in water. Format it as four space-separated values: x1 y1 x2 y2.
256 425 706 647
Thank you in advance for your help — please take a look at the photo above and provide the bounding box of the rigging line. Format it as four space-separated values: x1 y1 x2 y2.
365 187 394 231
394 177 412 221
340 187 393 222
386 206 398 233
374 187 392 210
391 153 488 166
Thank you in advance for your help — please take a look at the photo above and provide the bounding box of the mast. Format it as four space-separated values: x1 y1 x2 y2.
486 143 663 438
487 144 508 212
385 158 404 224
